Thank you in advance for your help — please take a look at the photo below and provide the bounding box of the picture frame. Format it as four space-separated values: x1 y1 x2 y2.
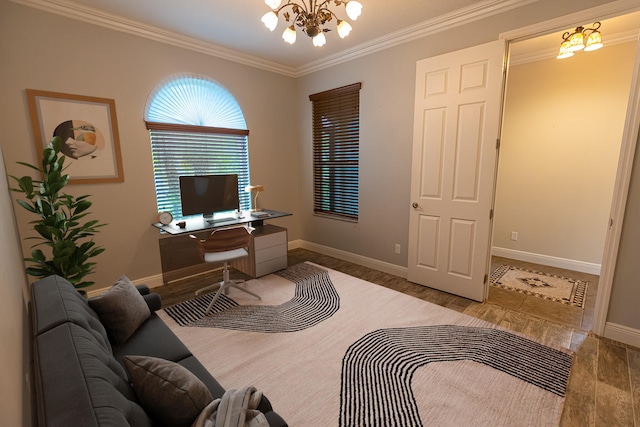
26 89 124 184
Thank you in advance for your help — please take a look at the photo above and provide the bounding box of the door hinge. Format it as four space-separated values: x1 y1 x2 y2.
496 138 501 149
484 274 488 284
489 209 494 220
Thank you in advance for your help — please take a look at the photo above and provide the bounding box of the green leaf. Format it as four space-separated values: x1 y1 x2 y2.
15 199 37 214
50 136 63 153
74 200 92 215
30 249 46 262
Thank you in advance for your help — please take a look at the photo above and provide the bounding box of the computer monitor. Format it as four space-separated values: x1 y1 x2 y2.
179 174 239 221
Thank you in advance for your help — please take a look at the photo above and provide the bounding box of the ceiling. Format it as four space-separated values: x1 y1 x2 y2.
13 0 640 75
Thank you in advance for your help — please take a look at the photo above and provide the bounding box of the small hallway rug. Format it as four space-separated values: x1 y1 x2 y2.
490 264 588 308
160 263 573 426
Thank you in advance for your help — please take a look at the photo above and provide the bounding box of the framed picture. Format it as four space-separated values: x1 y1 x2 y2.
26 89 124 184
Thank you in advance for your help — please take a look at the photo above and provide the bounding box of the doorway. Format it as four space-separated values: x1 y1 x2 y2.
491 12 640 332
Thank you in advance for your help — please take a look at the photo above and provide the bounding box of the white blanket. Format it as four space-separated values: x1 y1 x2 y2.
192 386 269 427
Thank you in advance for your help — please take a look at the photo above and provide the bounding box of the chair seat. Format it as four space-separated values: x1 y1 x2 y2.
203 248 248 263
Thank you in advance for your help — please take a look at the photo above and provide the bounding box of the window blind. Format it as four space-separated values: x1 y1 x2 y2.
310 83 361 221
146 122 251 219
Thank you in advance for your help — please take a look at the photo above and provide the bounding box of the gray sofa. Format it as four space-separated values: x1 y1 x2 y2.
30 274 287 427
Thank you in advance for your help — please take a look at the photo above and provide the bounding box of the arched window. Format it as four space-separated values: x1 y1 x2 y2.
145 74 251 219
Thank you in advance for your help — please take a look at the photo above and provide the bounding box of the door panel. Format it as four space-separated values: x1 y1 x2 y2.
408 40 505 302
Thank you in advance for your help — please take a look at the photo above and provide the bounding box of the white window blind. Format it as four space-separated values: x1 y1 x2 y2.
310 83 361 221
146 123 251 218
144 74 251 219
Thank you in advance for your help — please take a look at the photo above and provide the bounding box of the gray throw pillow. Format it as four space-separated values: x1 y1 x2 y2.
123 355 213 427
89 275 151 344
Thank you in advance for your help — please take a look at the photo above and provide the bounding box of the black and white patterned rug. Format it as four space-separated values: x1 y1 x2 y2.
490 264 588 308
164 262 340 333
340 324 573 427
164 263 573 426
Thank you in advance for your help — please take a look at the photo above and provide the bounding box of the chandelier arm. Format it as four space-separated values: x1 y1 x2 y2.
316 3 340 23
273 1 310 15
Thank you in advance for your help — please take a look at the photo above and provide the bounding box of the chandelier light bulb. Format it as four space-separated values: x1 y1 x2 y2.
337 20 353 39
584 31 603 51
556 42 574 59
264 0 282 8
261 11 278 31
282 25 297 44
345 1 363 20
313 32 327 47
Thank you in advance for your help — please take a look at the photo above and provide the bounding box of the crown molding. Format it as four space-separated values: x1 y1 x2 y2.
13 0 597 78
502 0 640 66
509 29 639 66
297 0 536 76
9 0 300 77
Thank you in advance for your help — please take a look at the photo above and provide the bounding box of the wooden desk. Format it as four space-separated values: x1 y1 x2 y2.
154 209 291 284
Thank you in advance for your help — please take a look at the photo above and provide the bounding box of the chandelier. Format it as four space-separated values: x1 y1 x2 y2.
261 0 363 47
557 22 603 59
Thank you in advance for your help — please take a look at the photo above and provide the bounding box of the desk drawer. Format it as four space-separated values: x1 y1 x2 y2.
254 231 287 250
256 257 288 277
255 244 287 264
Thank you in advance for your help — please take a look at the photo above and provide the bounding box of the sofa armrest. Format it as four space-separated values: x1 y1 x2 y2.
142 293 162 312
135 284 150 296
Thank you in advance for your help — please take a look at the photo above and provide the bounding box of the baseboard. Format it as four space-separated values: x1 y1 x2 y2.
491 247 601 275
603 322 640 348
87 241 404 298
298 240 408 279
87 273 165 298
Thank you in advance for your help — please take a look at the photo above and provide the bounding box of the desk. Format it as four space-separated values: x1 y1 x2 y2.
153 209 291 283
152 209 291 235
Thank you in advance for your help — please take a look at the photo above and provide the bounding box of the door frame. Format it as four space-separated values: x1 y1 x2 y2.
499 0 640 337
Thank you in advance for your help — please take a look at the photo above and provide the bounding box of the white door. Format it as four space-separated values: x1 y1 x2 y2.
407 40 506 302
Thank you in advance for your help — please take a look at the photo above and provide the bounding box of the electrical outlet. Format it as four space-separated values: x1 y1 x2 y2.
395 244 401 254
511 231 518 241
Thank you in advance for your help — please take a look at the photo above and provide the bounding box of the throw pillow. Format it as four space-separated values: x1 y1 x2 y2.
123 355 213 427
89 275 151 344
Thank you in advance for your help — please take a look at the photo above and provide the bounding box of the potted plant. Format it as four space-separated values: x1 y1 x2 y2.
10 136 106 289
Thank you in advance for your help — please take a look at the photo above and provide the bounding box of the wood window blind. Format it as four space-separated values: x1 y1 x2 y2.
146 121 251 219
310 82 361 221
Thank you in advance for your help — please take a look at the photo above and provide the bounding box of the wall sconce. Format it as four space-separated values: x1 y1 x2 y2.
557 22 603 59
245 185 265 212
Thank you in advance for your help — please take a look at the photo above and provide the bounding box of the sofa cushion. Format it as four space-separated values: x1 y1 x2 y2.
124 355 213 427
34 322 151 427
112 313 193 367
30 274 112 352
90 275 151 345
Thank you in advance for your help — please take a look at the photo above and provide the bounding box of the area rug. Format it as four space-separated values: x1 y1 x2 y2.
160 263 573 426
164 263 339 332
490 264 588 308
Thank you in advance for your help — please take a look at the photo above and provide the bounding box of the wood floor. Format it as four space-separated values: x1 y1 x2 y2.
156 248 640 427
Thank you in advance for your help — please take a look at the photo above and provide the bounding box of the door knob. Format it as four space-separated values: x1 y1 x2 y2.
412 202 419 209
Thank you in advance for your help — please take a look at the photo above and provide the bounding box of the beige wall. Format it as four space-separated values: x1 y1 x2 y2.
0 1 301 292
295 0 627 267
493 42 636 266
0 146 31 426
4 0 640 421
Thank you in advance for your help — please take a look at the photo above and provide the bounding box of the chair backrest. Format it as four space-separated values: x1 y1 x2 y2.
193 226 252 259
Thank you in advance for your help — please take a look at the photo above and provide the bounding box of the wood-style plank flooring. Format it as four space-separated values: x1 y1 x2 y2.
155 248 640 427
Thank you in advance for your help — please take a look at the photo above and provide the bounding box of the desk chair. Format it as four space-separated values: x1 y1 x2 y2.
190 226 261 314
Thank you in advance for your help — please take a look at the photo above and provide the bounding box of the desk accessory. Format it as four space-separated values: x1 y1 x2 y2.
158 211 173 225
245 184 264 211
